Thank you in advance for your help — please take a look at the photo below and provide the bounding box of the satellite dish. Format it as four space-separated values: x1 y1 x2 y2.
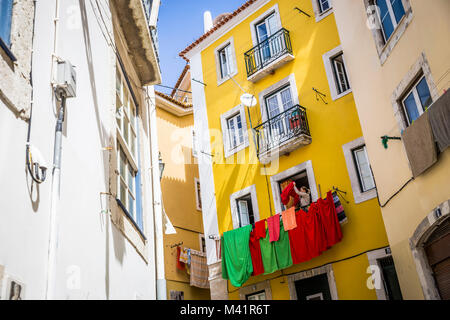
240 93 257 107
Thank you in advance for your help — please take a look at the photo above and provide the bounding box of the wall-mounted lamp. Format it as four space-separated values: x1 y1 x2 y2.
159 152 165 180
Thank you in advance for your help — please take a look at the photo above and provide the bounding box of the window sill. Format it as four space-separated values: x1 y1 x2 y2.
315 8 333 22
116 198 146 240
332 88 352 101
378 10 413 65
217 70 238 87
0 37 17 62
224 140 249 159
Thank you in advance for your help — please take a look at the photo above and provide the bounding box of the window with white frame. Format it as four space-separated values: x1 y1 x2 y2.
331 53 350 95
311 0 333 22
400 75 433 126
194 177 202 211
220 104 249 158
323 46 352 101
246 291 266 301
375 0 406 44
230 185 260 230
352 145 375 193
116 66 143 229
227 113 244 150
236 194 255 228
342 137 377 204
215 38 237 85
318 0 331 13
0 0 13 47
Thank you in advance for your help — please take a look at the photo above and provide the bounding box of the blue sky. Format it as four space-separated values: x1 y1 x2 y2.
157 0 246 94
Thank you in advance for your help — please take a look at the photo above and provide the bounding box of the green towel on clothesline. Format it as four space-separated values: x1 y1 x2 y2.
221 225 253 287
274 220 293 270
259 228 279 275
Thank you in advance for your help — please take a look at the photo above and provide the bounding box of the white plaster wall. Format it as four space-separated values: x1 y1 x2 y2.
0 0 158 300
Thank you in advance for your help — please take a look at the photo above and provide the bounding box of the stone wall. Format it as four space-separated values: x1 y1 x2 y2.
0 0 35 120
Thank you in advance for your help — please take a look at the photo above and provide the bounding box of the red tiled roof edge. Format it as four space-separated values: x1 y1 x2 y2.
170 64 190 97
179 0 257 61
155 91 193 109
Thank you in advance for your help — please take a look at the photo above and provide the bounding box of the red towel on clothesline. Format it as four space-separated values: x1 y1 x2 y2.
281 182 299 207
249 229 265 276
254 219 266 240
267 214 280 242
176 246 185 271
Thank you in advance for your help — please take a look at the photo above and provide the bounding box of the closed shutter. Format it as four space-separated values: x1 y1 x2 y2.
424 220 450 300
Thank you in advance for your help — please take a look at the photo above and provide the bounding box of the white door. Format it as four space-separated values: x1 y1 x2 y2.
265 86 293 144
255 13 279 65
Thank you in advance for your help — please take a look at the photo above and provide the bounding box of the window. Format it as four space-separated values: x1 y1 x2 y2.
376 0 406 43
401 75 432 125
0 0 13 47
227 113 244 150
352 145 375 193
194 178 202 211
218 44 233 79
342 137 377 204
215 37 237 85
294 273 332 300
331 53 350 95
323 46 352 101
246 291 266 300
199 234 206 253
229 185 260 230
236 194 255 228
318 0 331 13
220 104 249 158
116 66 143 230
278 170 310 211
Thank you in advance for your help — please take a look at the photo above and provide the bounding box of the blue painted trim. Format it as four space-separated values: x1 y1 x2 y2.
116 198 147 240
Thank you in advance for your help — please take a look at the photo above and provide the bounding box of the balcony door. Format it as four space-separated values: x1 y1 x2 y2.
265 86 293 145
255 13 279 65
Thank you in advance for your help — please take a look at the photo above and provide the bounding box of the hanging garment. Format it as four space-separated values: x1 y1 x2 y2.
282 207 297 231
318 192 343 248
176 246 185 271
332 191 348 224
308 202 328 255
402 111 437 177
288 210 311 264
254 219 267 240
190 250 210 289
221 225 254 287
259 228 279 275
281 182 300 207
274 220 293 270
267 214 280 242
428 89 450 152
249 228 265 276
179 247 189 264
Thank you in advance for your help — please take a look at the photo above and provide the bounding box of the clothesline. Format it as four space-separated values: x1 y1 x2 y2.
221 189 346 288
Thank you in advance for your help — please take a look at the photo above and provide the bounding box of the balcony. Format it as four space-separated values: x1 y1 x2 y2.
111 0 161 85
244 28 294 82
253 105 312 164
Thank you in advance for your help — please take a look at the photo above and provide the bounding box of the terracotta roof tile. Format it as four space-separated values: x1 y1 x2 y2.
171 64 190 97
155 91 193 109
179 0 257 61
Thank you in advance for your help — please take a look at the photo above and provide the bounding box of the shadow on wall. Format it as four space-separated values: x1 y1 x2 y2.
79 0 126 299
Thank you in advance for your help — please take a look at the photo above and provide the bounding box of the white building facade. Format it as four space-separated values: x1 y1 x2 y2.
0 0 166 300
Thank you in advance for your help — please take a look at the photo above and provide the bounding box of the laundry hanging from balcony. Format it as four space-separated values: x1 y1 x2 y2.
221 190 344 286
176 246 209 289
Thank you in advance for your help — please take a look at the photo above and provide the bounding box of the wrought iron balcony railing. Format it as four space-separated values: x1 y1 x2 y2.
253 105 311 157
244 28 293 78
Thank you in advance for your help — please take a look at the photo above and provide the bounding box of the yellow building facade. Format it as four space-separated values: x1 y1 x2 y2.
182 0 396 300
332 0 450 300
155 67 210 300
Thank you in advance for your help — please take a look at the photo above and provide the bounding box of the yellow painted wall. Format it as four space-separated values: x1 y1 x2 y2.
332 0 450 299
198 0 390 300
156 99 210 300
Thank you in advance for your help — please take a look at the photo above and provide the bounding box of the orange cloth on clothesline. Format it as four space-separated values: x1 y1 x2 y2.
281 207 297 231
